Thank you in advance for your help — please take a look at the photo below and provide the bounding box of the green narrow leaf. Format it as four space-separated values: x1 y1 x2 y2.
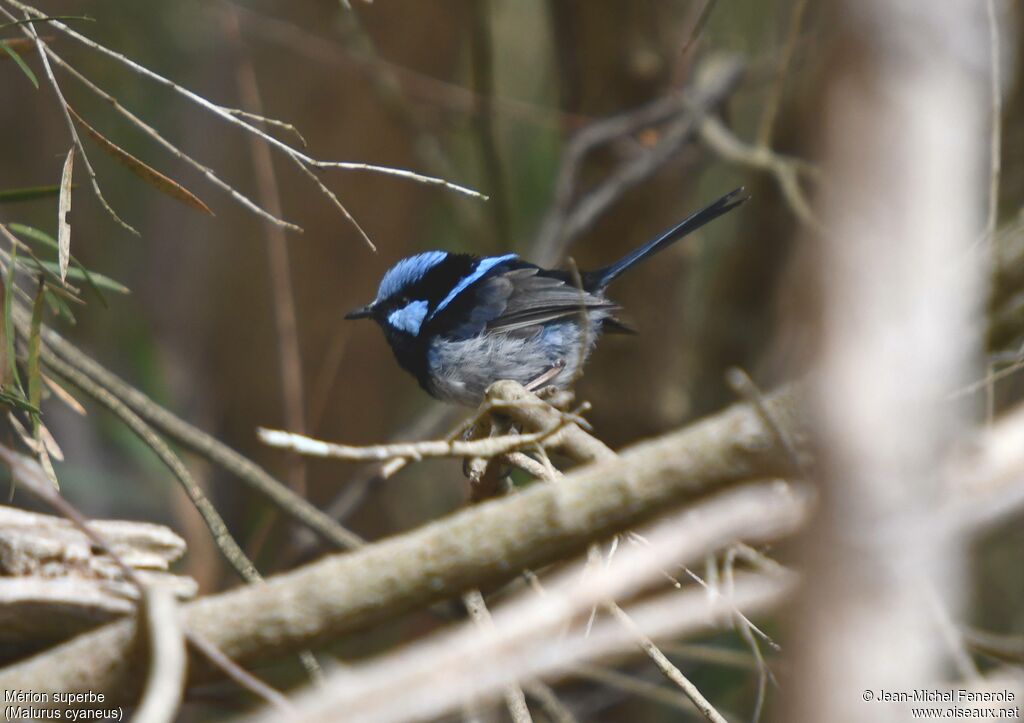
5 224 54 247
0 274 8 389
43 289 76 325
37 262 128 294
9 223 113 307
58 147 73 281
42 288 59 315
0 389 39 414
10 251 80 300
0 15 95 31
0 184 71 203
27 278 44 436
4 244 22 394
0 41 38 89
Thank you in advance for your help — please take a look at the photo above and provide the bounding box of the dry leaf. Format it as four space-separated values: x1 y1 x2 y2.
37 441 59 489
7 412 38 454
38 421 65 462
0 36 54 55
67 105 214 217
58 148 73 282
41 373 86 416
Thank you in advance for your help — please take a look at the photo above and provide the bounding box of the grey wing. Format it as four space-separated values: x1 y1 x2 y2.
480 268 618 334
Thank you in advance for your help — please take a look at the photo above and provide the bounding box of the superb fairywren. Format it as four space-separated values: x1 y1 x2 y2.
346 188 748 405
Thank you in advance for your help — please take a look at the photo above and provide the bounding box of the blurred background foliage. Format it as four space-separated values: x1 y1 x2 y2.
2 0 1022 719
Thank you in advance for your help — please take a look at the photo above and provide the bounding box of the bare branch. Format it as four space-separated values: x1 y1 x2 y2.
463 590 534 723
41 41 302 232
257 423 566 462
0 387 808 699
311 161 488 201
23 314 365 551
4 0 485 248
134 587 186 723
245 485 804 723
6 6 136 235
530 55 745 267
606 602 728 723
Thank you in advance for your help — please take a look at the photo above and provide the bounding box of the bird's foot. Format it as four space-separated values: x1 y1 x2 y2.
525 360 574 410
525 359 566 393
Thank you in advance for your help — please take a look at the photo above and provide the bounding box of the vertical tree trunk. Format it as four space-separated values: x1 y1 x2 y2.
784 2 989 721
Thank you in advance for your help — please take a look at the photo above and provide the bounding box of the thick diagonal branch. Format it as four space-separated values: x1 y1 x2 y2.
0 384 802 700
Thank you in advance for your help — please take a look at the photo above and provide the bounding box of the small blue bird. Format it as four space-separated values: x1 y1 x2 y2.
346 188 747 405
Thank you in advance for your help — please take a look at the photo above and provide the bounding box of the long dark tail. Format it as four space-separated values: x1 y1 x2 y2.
583 187 748 290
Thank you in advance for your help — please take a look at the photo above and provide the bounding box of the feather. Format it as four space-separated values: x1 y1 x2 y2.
489 268 616 329
434 265 617 338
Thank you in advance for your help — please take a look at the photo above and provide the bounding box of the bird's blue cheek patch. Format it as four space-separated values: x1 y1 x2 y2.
387 299 430 335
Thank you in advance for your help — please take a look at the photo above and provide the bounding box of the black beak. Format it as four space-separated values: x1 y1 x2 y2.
345 304 373 320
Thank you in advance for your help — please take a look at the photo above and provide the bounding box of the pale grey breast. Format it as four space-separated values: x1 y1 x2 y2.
425 316 609 405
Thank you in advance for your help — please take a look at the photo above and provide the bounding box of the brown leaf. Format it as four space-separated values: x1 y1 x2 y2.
0 36 53 54
41 373 87 416
58 147 73 282
67 105 214 217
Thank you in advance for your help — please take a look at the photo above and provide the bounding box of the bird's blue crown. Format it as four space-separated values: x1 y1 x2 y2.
375 250 449 303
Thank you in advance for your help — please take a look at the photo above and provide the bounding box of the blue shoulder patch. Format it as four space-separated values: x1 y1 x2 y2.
430 253 517 319
387 299 430 335
376 251 449 302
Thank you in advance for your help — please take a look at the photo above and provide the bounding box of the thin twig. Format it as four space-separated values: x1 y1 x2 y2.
38 349 327 684
38 351 262 582
696 113 821 230
755 0 810 148
680 0 720 57
571 663 716 716
23 324 338 688
6 0 486 248
225 107 307 147
40 41 301 232
0 449 190 723
11 7 136 235
18 0 484 206
530 68 737 265
186 631 296 713
29 317 364 550
949 355 1024 399
497 387 730 723
504 450 556 481
725 367 805 476
0 444 291 712
719 552 775 723
313 160 488 201
654 642 759 670
134 586 186 723
257 423 565 462
287 151 376 251
522 683 578 723
463 589 534 723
